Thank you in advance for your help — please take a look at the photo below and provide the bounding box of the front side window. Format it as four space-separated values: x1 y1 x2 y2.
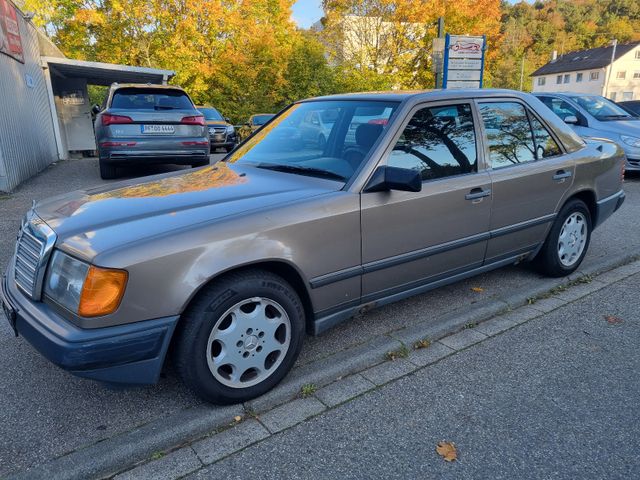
387 104 477 181
228 100 399 182
479 102 536 168
538 96 580 122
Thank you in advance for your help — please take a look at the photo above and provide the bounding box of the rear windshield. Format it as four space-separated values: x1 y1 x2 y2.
111 88 194 110
199 108 224 121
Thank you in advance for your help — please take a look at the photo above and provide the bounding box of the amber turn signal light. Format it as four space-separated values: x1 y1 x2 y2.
78 266 128 317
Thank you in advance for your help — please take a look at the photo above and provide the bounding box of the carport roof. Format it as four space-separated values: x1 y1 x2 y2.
42 56 175 86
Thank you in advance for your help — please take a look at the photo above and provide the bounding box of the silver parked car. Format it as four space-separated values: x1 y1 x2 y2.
93 84 209 179
534 92 640 171
2 90 625 404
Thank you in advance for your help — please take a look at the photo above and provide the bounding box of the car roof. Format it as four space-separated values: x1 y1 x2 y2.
110 83 186 92
301 88 538 103
532 92 601 98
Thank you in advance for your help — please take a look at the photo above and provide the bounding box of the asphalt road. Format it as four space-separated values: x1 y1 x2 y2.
0 157 638 476
188 271 640 480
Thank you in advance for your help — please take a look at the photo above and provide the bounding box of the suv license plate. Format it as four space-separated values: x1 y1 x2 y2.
141 125 175 134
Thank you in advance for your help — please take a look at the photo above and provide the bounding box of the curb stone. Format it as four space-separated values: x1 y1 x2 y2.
9 258 640 480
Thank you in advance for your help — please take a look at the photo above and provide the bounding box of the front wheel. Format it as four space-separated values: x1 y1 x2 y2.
533 199 592 277
174 270 305 404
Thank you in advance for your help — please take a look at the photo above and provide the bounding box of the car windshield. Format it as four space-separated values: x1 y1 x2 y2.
111 88 193 110
569 95 636 120
227 100 399 182
252 114 274 125
199 108 224 121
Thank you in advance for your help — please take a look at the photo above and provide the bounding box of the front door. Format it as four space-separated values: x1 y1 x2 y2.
477 100 576 262
361 101 491 299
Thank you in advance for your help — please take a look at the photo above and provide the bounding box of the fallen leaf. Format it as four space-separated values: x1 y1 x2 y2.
604 315 623 325
471 287 484 293
233 415 242 422
436 441 457 462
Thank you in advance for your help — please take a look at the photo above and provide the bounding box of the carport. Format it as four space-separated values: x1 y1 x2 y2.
42 56 175 159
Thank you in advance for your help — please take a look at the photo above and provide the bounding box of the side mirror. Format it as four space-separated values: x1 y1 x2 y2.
91 104 101 114
364 166 422 193
564 115 578 125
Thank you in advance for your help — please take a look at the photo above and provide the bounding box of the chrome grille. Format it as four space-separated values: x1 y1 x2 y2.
14 212 56 300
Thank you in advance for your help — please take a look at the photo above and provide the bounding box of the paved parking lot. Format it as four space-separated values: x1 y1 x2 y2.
0 158 638 477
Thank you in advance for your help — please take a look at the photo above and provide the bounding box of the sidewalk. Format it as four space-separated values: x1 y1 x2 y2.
110 261 640 480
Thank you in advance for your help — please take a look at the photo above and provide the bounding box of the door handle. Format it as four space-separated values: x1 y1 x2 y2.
553 170 572 181
465 188 491 201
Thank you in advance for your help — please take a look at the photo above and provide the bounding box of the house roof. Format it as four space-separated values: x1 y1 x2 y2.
531 42 640 76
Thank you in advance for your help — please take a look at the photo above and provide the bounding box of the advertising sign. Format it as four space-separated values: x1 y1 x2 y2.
0 0 23 63
443 34 485 89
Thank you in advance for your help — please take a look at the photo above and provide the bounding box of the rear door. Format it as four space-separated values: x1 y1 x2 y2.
477 99 575 262
360 101 492 299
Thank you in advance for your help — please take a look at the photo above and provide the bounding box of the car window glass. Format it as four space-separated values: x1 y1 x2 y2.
199 108 224 121
569 95 634 120
111 88 193 110
387 104 477 181
538 97 579 121
480 102 536 168
228 100 399 181
529 114 561 159
345 106 394 147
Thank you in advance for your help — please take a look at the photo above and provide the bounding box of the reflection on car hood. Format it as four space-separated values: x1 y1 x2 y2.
206 120 228 127
597 119 640 136
33 163 339 261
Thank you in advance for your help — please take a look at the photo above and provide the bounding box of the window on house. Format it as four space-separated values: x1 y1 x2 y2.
622 92 633 101
556 75 562 84
576 73 583 82
635 51 640 60
590 71 599 81
634 71 640 79
610 92 617 101
537 77 546 86
564 74 570 83
617 71 627 80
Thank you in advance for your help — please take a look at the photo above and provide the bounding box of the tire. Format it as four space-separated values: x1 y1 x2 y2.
534 199 592 277
191 160 209 168
99 159 117 180
174 270 305 405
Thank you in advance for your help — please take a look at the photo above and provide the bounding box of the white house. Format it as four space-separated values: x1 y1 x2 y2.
531 42 640 102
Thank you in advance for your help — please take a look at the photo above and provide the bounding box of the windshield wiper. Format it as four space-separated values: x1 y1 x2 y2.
255 163 347 181
599 114 632 119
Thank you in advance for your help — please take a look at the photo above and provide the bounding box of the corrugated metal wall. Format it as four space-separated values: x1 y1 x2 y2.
0 10 57 192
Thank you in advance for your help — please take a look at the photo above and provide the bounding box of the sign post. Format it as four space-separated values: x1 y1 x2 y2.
442 34 486 89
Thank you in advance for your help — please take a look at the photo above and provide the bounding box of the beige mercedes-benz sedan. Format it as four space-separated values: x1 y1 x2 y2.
2 90 625 404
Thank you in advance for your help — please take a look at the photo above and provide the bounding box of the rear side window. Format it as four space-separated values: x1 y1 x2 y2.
529 115 561 158
480 102 536 168
110 88 194 110
388 103 477 181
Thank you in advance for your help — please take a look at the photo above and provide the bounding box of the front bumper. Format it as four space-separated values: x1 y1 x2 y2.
1 268 178 385
625 157 640 172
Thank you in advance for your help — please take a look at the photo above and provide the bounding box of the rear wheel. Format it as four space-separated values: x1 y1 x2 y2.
534 199 591 277
99 159 117 180
174 270 305 404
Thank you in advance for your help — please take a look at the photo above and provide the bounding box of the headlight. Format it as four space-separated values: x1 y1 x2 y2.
44 250 128 317
621 135 640 148
226 125 235 134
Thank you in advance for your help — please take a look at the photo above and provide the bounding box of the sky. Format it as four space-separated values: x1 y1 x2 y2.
291 0 323 29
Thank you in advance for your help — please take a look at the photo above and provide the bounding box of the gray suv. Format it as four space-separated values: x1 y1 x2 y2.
534 92 640 171
2 90 625 404
94 84 210 179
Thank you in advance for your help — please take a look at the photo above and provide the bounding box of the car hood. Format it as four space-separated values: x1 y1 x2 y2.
33 162 341 262
597 119 640 136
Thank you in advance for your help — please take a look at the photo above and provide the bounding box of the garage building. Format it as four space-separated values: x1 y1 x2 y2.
0 0 174 192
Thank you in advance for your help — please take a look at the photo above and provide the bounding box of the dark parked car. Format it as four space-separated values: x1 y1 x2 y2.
2 89 625 405
618 100 640 117
197 106 238 152
93 84 209 179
